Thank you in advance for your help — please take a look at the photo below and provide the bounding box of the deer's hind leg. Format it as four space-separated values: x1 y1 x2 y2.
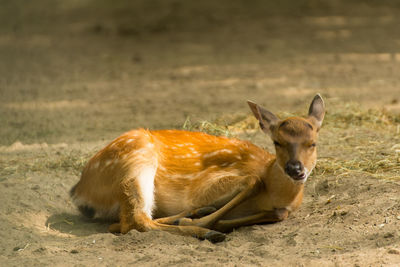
109 166 225 243
108 164 157 234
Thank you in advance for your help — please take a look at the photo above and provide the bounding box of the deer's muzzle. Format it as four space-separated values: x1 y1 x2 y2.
285 160 306 180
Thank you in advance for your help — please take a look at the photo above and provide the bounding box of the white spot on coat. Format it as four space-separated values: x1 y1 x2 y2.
203 151 220 158
147 143 154 148
218 149 234 154
203 149 234 159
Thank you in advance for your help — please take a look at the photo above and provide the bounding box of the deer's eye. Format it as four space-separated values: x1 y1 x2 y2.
310 143 316 148
273 141 282 147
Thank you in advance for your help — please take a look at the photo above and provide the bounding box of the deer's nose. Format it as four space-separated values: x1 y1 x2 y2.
285 160 303 178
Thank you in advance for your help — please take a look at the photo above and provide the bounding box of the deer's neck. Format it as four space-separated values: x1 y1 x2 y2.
264 160 305 211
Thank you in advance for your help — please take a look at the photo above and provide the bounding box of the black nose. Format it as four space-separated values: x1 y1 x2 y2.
285 160 303 178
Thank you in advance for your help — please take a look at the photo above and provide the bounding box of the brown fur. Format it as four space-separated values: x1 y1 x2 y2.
70 95 325 242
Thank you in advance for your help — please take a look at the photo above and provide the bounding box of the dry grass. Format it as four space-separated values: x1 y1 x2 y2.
315 104 400 180
182 116 234 137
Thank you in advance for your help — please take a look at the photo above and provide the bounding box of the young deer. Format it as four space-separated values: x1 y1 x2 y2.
70 94 325 243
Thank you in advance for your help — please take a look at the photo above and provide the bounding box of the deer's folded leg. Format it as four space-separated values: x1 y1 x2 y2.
213 208 289 233
154 206 217 224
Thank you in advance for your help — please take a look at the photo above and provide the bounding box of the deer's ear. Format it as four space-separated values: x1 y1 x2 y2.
308 94 325 130
247 100 279 135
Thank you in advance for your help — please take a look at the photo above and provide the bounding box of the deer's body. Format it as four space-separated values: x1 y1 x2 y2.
71 95 325 242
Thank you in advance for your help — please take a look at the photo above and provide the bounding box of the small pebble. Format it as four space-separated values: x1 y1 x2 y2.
388 249 400 255
384 232 395 238
70 249 79 254
31 185 40 190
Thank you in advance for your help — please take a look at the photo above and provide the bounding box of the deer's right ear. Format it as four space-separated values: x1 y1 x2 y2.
247 101 279 135
308 94 325 130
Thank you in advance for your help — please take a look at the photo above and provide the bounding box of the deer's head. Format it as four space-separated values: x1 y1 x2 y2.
248 94 325 183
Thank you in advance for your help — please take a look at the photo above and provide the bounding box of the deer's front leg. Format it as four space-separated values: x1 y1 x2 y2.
213 208 289 233
176 175 262 229
154 206 217 225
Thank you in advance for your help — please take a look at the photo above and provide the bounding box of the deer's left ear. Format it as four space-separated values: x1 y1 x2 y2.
308 94 325 130
247 100 279 136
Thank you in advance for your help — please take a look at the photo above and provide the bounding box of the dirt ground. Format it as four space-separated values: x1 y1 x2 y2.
1 1 400 266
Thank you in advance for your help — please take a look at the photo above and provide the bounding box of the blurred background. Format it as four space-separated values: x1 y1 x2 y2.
1 0 399 145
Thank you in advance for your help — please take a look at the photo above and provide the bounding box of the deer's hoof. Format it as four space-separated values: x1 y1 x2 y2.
204 230 226 243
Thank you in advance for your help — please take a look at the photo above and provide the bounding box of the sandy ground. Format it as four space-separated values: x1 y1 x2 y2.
1 1 400 266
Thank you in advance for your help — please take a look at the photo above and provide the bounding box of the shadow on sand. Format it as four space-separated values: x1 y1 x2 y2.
46 213 116 236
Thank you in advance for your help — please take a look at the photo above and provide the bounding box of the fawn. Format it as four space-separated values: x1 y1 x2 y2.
70 94 325 243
